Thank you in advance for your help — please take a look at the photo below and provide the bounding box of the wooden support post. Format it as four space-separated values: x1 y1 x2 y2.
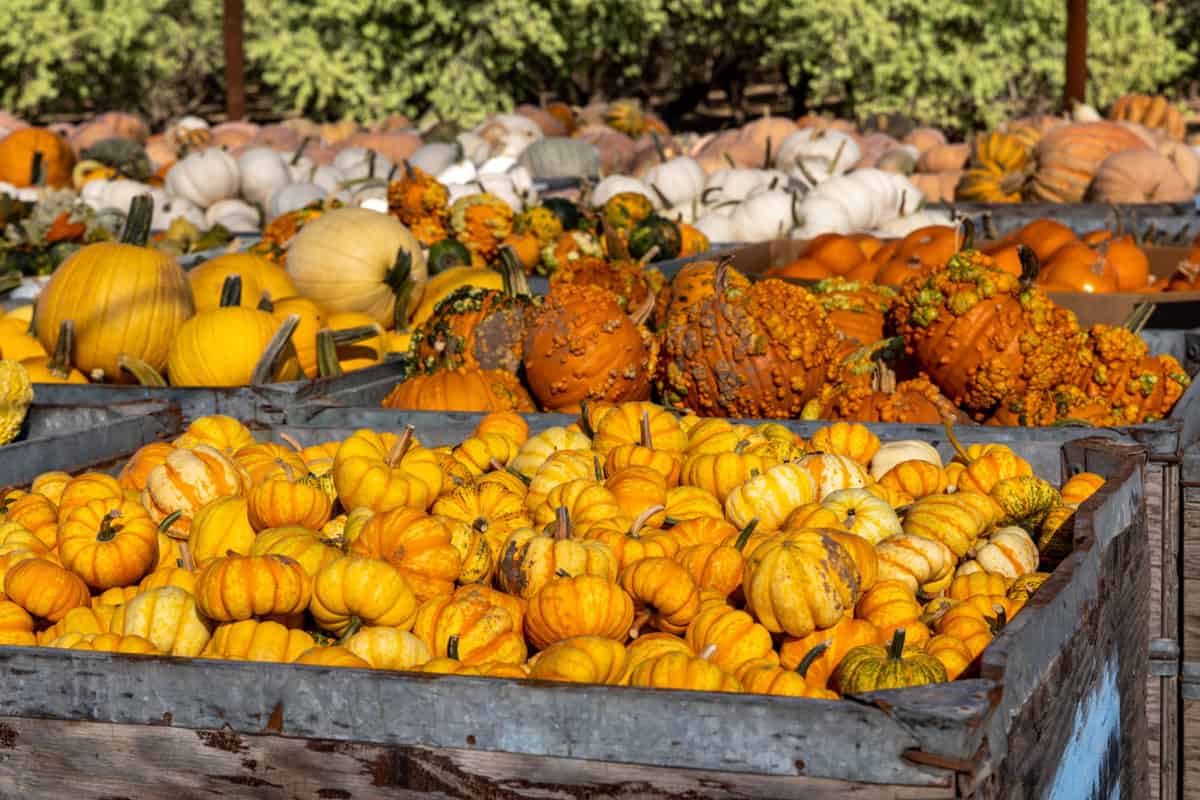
223 0 246 120
1064 0 1088 111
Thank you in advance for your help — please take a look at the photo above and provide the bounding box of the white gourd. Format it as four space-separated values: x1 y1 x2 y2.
438 160 478 185
693 212 738 243
775 129 860 183
165 148 240 209
729 189 799 241
791 194 852 238
333 147 393 183
267 182 326 220
642 156 706 207
237 147 291 207
204 198 259 232
408 142 461 176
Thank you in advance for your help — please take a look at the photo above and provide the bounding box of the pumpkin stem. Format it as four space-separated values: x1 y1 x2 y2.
723 153 737 169
257 292 275 312
636 245 660 269
487 458 507 474
291 136 312 166
794 157 820 187
697 643 719 661
279 433 305 454
578 400 597 438
592 455 604 481
650 132 667 163
497 245 531 298
639 411 654 449
29 151 45 187
1015 245 1040 290
628 610 651 640
887 628 907 660
337 616 363 645
444 634 461 661
219 274 243 308
955 217 976 253
505 466 531 485
314 330 343 379
796 640 831 679
96 509 123 542
119 354 167 386
47 320 74 378
177 540 195 572
120 195 154 246
385 250 415 333
385 425 417 467
648 182 671 210
554 505 571 540
628 292 655 327
554 568 572 578
629 505 664 536
472 516 489 534
941 417 973 465
733 519 759 551
250 314 301 386
827 138 848 176
1120 302 1155 335
401 159 415 179
986 607 1009 635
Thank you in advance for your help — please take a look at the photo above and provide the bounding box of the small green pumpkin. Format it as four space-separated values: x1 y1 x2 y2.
540 198 583 232
426 239 473 275
833 629 947 693
991 475 1061 529
602 192 653 237
628 215 682 261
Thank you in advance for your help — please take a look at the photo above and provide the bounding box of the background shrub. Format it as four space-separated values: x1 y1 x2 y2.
0 0 1193 134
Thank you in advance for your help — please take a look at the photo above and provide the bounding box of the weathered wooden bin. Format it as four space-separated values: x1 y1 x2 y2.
1179 446 1200 798
25 358 411 426
293 342 1200 800
0 418 1151 798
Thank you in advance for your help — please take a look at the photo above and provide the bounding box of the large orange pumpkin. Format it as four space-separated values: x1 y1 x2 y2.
1027 122 1148 203
0 128 75 188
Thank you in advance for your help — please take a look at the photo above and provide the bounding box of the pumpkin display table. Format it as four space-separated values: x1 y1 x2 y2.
0 403 1156 798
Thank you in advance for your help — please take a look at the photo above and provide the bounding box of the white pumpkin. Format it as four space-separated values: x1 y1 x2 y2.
869 441 942 480
408 142 461 176
589 175 656 208
701 168 786 205
81 178 153 214
693 212 738 243
808 174 881 231
643 156 705 207
474 174 532 213
204 198 260 232
267 182 326 220
478 156 517 176
237 147 291 206
287 154 316 183
456 131 492 165
333 147 394 183
166 148 240 209
151 191 205 230
730 189 801 241
791 194 853 238
776 129 860 183
308 164 345 196
438 160 478 185
286 207 427 327
873 209 954 238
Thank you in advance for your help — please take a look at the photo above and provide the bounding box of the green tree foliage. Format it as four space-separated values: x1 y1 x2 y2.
0 0 1193 133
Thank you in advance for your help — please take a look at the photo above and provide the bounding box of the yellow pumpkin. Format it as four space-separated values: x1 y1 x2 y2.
34 196 193 381
742 531 860 637
724 463 818 532
114 586 212 656
188 253 298 311
167 283 299 386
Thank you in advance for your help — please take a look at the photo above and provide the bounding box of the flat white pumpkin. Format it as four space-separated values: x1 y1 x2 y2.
237 147 291 207
166 148 240 209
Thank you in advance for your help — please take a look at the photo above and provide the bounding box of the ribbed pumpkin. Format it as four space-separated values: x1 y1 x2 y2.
742 531 860 637
0 127 75 188
1027 122 1148 203
189 253 297 311
286 207 428 329
381 367 535 412
167 276 297 386
834 629 947 693
35 196 193 380
528 635 628 685
524 574 635 650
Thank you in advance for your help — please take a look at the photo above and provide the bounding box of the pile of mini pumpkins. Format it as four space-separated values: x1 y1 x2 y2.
0 404 1103 695
767 219 1200 293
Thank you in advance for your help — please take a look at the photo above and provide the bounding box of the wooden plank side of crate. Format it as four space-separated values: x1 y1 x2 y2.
27 384 291 426
0 716 954 800
965 439 1149 799
0 404 181 487
0 644 994 787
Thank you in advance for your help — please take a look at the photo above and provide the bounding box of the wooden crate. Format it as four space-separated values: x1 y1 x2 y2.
0 419 1151 798
1180 447 1200 800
